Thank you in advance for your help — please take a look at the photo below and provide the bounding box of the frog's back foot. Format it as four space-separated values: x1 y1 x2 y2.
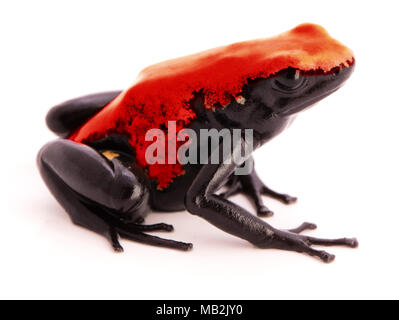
46 91 121 137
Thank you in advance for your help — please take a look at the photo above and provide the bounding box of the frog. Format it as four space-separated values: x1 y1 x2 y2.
38 23 358 262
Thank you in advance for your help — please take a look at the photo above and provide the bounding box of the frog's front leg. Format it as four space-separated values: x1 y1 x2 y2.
37 139 192 252
185 141 357 263
220 157 297 217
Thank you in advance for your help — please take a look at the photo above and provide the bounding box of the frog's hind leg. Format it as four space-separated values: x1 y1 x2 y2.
220 157 297 217
37 139 192 252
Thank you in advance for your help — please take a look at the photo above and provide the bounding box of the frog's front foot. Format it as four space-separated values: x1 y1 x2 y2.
255 227 358 263
220 160 297 217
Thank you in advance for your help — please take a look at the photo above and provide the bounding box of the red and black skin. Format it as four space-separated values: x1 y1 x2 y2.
38 64 357 262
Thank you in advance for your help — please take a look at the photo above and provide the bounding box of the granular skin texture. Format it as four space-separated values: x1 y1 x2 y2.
69 23 354 189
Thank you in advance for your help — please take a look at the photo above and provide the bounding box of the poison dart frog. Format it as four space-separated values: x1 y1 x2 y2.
38 23 357 262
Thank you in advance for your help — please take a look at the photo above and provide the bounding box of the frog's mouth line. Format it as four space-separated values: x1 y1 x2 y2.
277 87 340 117
277 61 355 117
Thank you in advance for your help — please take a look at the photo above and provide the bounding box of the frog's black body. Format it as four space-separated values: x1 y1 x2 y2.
38 65 357 262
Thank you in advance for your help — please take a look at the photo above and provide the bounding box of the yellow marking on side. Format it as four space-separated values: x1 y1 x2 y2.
236 96 246 105
102 151 120 160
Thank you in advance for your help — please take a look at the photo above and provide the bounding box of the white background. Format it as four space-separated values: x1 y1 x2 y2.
1 0 398 299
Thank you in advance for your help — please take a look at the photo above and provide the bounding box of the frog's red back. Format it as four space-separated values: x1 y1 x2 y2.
69 23 354 189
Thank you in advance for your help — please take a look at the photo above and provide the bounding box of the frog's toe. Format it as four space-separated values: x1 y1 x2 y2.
280 194 298 204
118 229 193 251
346 238 359 248
125 222 174 233
109 228 124 252
301 234 360 249
257 206 274 217
288 222 317 234
112 243 124 253
319 251 336 263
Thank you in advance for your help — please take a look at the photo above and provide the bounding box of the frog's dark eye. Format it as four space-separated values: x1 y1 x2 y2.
273 68 306 92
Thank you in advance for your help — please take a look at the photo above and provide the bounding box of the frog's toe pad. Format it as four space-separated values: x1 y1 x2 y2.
257 207 274 217
281 195 298 204
320 251 336 263
113 244 124 253
346 238 359 248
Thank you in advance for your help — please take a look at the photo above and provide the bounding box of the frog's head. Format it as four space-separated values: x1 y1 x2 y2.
251 62 355 118
246 23 355 117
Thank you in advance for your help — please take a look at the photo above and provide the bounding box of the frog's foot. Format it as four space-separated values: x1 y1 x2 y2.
262 227 358 263
220 167 297 217
297 234 359 263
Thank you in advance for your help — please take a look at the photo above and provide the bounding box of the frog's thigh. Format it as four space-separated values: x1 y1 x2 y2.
37 139 149 233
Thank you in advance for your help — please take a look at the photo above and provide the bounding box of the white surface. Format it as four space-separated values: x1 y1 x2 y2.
1 0 398 300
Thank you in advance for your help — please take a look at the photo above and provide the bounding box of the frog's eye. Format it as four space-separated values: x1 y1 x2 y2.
273 68 306 92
